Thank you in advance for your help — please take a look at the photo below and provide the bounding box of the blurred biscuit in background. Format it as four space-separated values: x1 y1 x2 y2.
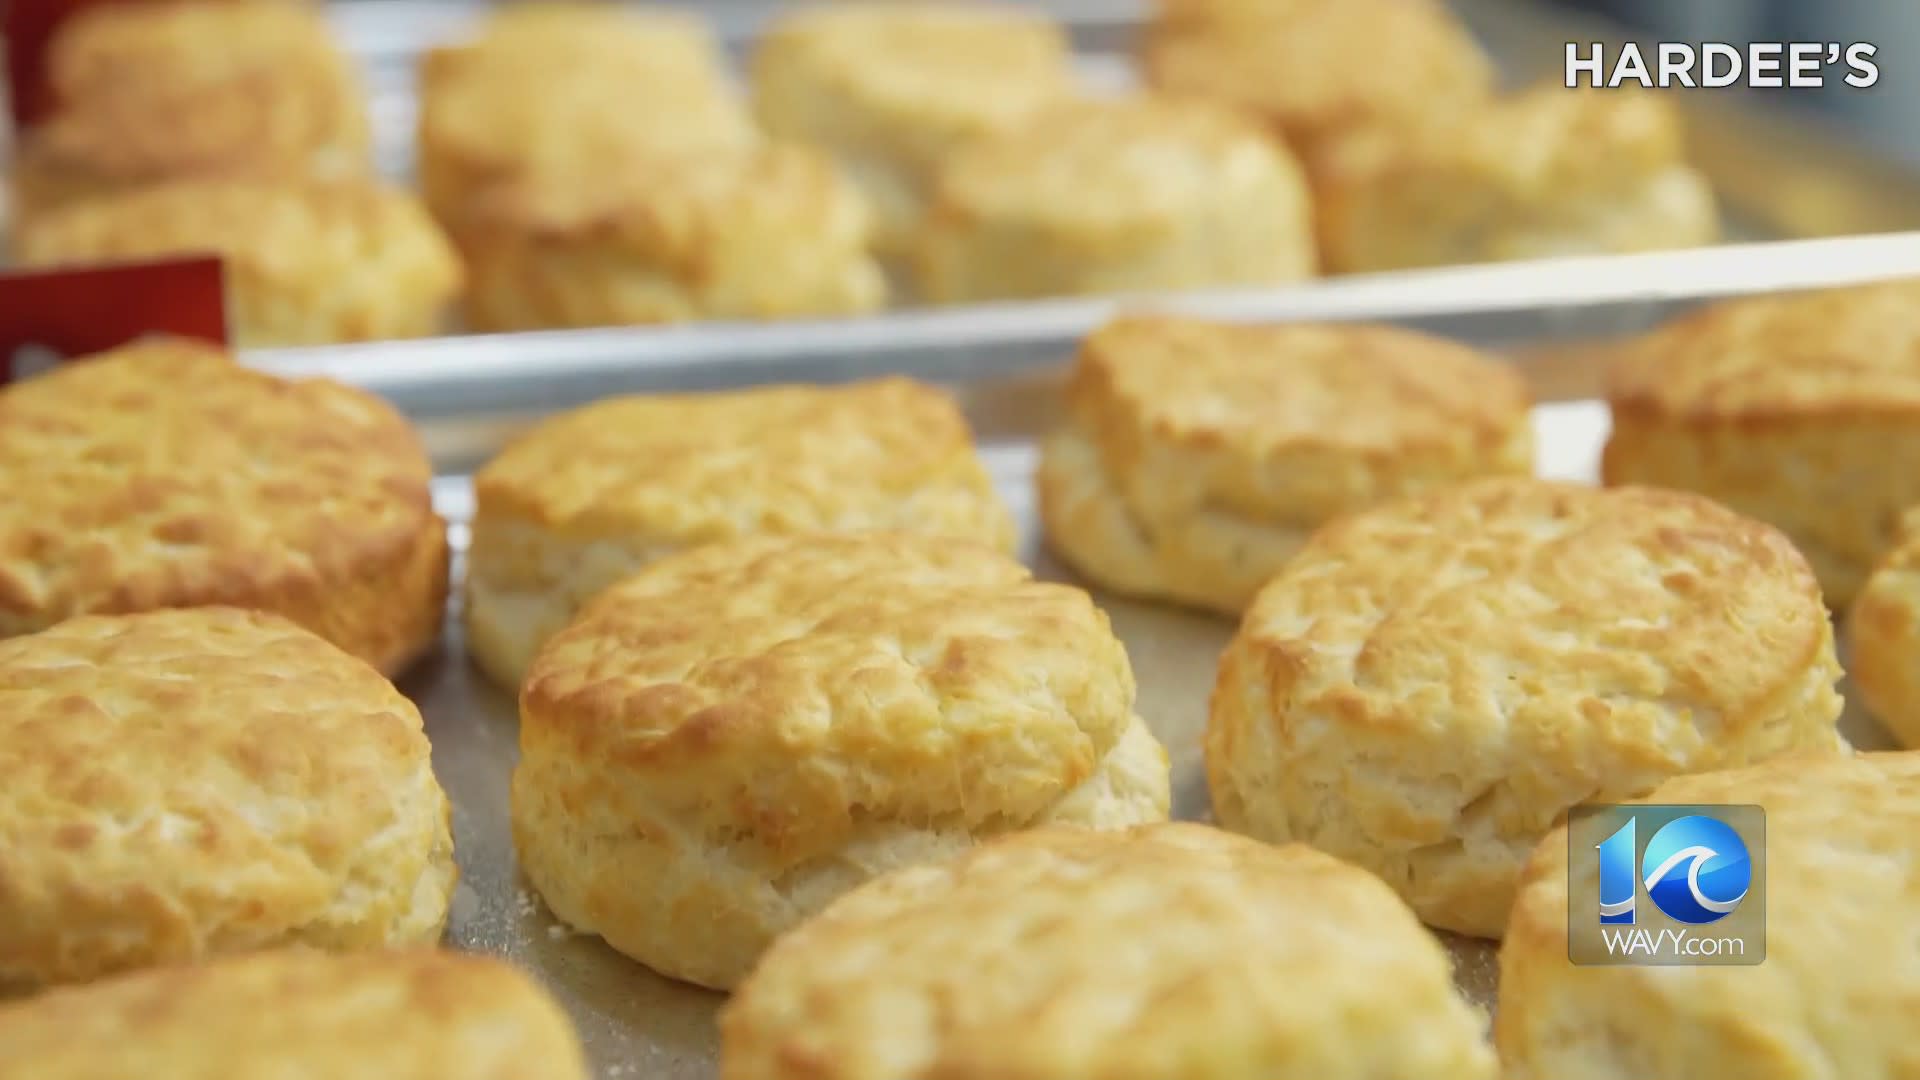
1209 479 1846 938
1039 316 1533 614
1318 86 1718 273
14 176 461 346
0 947 586 1078
914 97 1315 303
512 532 1171 989
417 2 754 230
463 377 1014 688
751 3 1075 257
458 142 884 331
0 608 454 989
1602 279 1920 607
1846 508 1920 748
722 824 1494 1080
11 0 370 220
0 340 447 674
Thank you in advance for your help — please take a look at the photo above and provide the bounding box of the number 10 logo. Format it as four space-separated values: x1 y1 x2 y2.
1597 813 1753 925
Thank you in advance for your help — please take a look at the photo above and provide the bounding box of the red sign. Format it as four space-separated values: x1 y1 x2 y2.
0 257 228 383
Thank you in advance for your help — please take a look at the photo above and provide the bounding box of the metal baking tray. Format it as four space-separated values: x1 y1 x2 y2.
273 236 1916 1078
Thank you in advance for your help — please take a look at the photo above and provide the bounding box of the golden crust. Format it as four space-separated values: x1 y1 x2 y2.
0 609 454 989
1846 508 1920 748
458 142 886 330
1207 479 1846 938
0 340 447 675
722 824 1494 1080
1317 85 1718 272
464 377 1013 688
750 3 1073 253
0 947 587 1078
14 178 461 346
512 532 1171 989
1602 280 1920 605
914 96 1316 302
1499 752 1920 1080
1038 316 1533 612
13 0 369 220
416 3 752 227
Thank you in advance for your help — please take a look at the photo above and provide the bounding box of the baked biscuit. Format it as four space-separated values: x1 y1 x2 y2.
1500 752 1920 1080
751 3 1074 255
12 0 369 220
512 532 1172 990
0 947 587 1078
464 378 1011 688
1208 479 1846 938
14 177 461 346
1602 279 1920 607
1318 85 1718 273
914 97 1316 303
1039 316 1533 614
1846 507 1920 748
0 608 454 989
1141 0 1493 178
459 142 886 330
417 2 752 228
0 339 447 675
722 823 1493 1080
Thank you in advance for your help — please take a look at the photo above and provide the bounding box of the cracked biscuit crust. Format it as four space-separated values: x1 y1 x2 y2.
1038 316 1532 613
722 823 1495 1080
512 532 1171 989
1208 479 1845 937
0 341 448 674
0 609 455 989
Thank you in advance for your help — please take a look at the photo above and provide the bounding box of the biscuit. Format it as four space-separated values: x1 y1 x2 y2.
14 177 462 346
1039 316 1533 614
0 608 454 989
751 3 1074 255
512 532 1172 990
12 0 369 220
1140 0 1493 178
1208 478 1847 938
0 947 586 1078
458 142 886 331
1602 279 1920 607
722 823 1493 1080
417 2 753 228
913 96 1316 303
464 378 1012 688
0 339 447 675
1845 508 1920 748
1499 751 1920 1080
1317 85 1719 273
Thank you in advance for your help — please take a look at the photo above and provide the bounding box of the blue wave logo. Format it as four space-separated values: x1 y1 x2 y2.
1641 815 1751 924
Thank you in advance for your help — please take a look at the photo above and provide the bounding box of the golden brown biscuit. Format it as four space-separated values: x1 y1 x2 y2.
417 2 753 228
1846 507 1920 748
1039 316 1534 613
0 947 587 1078
464 377 1012 688
0 340 447 675
512 532 1172 990
914 96 1316 303
0 608 454 989
1318 85 1719 273
458 142 886 331
1499 752 1920 1080
1141 0 1493 177
14 177 461 346
722 823 1494 1080
12 0 369 220
751 3 1074 255
1602 279 1920 607
1208 479 1846 938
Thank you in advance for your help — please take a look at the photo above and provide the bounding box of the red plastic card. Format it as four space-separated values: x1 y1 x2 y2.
0 257 228 384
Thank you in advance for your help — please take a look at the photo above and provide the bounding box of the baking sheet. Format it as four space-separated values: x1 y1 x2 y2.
410 389 1897 1078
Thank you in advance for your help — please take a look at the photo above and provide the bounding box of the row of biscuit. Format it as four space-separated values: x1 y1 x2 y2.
7 0 1719 346
2 277 1919 1075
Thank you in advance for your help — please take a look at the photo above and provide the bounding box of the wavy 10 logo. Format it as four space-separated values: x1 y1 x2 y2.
1570 804 1764 966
